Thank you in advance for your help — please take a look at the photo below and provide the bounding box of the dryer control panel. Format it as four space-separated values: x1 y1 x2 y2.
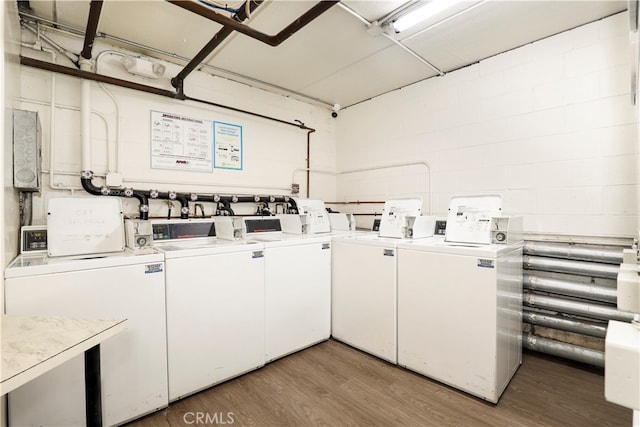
20 225 48 254
151 219 216 242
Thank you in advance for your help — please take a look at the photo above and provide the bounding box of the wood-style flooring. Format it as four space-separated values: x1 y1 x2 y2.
125 339 631 427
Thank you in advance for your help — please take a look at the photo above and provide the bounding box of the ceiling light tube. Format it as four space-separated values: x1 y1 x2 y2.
393 0 461 33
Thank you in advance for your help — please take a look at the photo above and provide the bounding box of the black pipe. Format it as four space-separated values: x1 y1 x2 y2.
167 1 339 47
287 197 298 214
80 1 104 60
81 173 150 220
177 195 190 219
171 0 264 93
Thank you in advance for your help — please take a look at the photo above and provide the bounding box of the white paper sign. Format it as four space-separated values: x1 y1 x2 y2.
150 111 212 172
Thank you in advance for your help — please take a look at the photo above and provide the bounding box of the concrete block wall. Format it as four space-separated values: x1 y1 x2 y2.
336 12 638 237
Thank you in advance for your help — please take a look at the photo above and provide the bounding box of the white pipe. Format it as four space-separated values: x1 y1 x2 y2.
22 23 79 64
79 58 92 172
121 177 291 192
292 161 433 214
21 34 59 192
95 50 128 174
98 83 119 173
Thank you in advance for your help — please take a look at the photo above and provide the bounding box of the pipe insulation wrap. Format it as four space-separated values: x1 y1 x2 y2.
523 255 619 279
522 311 607 338
523 334 604 367
524 293 635 322
524 241 624 264
523 274 617 304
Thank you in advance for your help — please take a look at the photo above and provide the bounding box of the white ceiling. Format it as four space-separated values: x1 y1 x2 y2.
22 0 628 109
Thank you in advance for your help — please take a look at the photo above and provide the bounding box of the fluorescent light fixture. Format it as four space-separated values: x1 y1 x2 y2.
393 0 461 33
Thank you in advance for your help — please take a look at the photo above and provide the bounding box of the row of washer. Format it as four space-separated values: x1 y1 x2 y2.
4 211 338 426
4 195 523 426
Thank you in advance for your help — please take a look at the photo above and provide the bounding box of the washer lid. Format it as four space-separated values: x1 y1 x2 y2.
445 195 502 245
4 249 164 278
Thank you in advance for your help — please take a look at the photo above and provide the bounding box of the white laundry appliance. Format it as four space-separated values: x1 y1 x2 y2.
396 195 523 403
4 226 168 426
331 198 436 364
240 212 332 362
149 218 265 401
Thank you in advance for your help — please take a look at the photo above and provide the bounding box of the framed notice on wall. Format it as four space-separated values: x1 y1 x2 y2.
214 121 243 170
150 111 213 172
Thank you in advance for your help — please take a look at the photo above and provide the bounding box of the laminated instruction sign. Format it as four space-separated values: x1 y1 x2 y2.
214 121 243 170
150 111 213 172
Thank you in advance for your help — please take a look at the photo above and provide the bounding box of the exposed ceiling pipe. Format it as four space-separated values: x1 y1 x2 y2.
166 0 339 47
80 0 103 60
171 0 264 94
19 11 335 108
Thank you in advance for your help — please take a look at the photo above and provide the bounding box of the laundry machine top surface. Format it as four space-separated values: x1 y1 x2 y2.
397 238 522 257
4 249 164 278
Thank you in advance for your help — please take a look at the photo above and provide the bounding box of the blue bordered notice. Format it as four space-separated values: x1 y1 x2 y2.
150 111 212 172
214 121 243 170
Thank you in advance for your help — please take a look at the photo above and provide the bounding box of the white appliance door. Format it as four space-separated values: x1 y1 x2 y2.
264 241 331 361
165 249 265 401
331 241 397 363
5 262 168 426
398 249 498 401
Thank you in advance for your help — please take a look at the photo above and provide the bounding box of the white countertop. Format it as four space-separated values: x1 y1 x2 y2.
1 315 128 395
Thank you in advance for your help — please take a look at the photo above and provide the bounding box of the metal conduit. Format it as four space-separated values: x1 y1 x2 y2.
523 255 619 279
524 334 604 368
523 293 635 322
524 241 623 265
523 311 607 338
523 274 617 304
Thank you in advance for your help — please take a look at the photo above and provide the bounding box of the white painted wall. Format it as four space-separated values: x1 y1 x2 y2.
3 2 21 275
2 5 22 427
19 33 336 223
336 12 638 238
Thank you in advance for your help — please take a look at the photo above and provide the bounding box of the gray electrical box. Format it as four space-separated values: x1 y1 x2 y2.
13 109 41 191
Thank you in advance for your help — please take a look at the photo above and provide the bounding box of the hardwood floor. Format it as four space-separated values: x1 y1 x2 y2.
125 339 631 427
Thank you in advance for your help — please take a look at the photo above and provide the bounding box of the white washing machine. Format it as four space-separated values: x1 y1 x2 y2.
331 234 403 363
397 240 523 403
150 219 265 401
331 198 435 364
243 215 332 362
4 248 169 426
396 195 523 403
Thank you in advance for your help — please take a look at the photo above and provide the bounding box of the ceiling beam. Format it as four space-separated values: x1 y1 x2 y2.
166 0 339 47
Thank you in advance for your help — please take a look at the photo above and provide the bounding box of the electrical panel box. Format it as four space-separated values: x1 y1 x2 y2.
13 109 42 191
